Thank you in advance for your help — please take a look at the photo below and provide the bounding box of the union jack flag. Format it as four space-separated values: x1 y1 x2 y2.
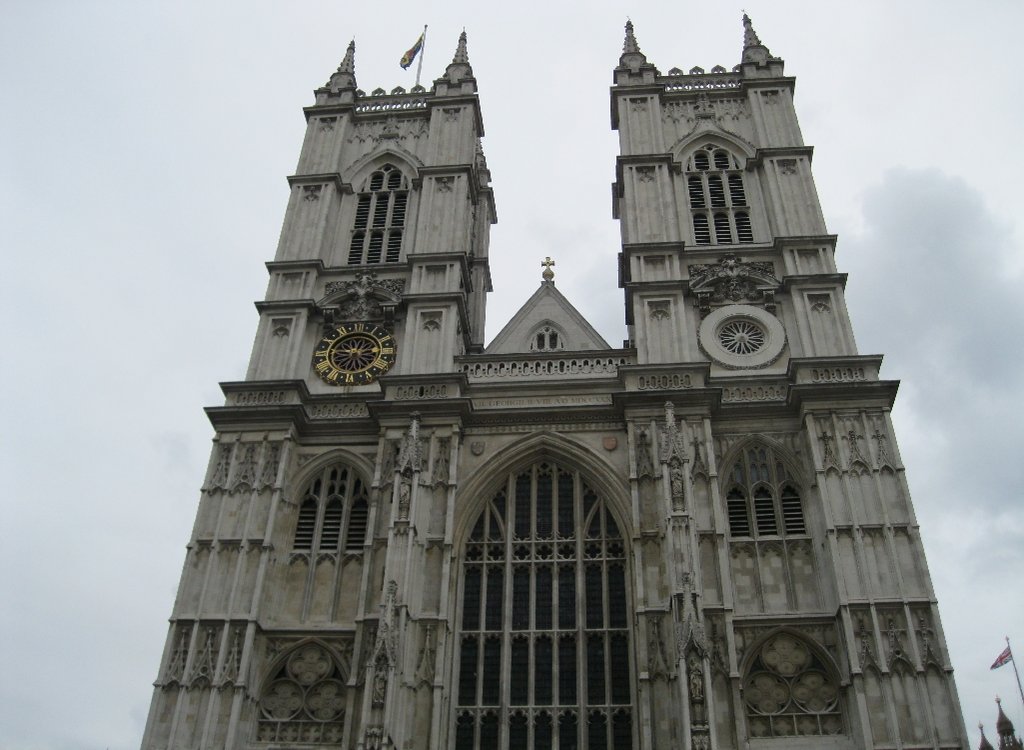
991 645 1013 670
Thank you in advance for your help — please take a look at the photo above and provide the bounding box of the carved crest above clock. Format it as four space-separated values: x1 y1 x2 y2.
319 271 405 325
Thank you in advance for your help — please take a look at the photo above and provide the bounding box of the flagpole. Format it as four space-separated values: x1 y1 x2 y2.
415 25 427 89
1009 638 1024 713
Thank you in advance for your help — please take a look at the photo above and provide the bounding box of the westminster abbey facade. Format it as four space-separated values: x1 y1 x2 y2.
141 17 970 750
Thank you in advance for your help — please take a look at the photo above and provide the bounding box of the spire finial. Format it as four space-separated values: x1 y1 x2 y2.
996 695 1016 737
327 40 357 91
741 13 774 64
617 18 654 74
452 29 469 64
340 39 356 73
440 29 474 86
979 722 995 750
742 13 762 47
541 256 555 283
622 19 641 55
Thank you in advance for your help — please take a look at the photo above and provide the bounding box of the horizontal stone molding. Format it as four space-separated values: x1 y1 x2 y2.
462 356 630 381
808 366 867 384
474 394 614 410
637 373 694 390
722 383 787 403
231 390 290 406
393 384 450 400
306 403 370 419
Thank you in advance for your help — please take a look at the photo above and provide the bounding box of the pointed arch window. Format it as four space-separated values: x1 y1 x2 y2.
743 632 843 737
257 642 349 743
529 324 565 353
685 145 754 246
456 461 634 749
292 463 370 553
724 445 805 538
348 164 409 265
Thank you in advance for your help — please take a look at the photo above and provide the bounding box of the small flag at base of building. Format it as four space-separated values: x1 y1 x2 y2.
400 32 424 69
991 645 1013 670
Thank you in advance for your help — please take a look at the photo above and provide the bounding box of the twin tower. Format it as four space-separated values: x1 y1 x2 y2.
142 19 969 750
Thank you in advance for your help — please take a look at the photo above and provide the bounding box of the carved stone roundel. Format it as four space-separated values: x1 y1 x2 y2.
698 304 786 370
261 679 304 719
287 644 333 685
306 679 346 720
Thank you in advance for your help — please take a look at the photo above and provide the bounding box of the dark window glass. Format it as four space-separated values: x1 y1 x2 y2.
735 212 753 242
458 637 479 705
511 638 529 704
463 567 481 629
781 486 805 533
727 489 751 536
714 213 732 243
693 214 711 244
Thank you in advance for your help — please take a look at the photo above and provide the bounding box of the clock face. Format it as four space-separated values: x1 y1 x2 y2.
312 323 396 385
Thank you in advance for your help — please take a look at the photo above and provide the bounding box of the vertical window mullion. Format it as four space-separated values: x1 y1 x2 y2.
575 472 587 719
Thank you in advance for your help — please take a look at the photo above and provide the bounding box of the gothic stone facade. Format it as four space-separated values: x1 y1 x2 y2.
141 20 969 750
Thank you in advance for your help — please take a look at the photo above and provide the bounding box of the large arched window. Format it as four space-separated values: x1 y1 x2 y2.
685 144 754 245
724 444 805 538
292 463 369 553
456 461 634 750
348 164 409 265
743 631 842 737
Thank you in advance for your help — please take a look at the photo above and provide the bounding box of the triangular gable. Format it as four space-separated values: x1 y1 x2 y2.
485 282 611 354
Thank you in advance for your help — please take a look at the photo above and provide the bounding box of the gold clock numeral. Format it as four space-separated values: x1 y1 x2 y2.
315 360 332 373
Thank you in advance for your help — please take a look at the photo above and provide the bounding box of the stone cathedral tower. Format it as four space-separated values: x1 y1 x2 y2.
142 19 969 750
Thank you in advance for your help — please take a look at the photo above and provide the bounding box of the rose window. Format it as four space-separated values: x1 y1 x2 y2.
743 633 842 738
257 643 348 744
717 319 766 355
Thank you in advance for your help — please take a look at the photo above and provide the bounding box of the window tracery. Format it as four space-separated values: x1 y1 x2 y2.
743 632 842 737
724 445 805 538
348 164 409 265
530 324 565 352
257 642 349 743
685 145 754 245
456 461 634 749
292 463 369 553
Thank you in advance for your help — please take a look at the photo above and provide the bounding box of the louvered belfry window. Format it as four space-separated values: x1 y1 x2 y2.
686 145 754 246
724 445 806 538
456 461 634 750
348 164 409 265
292 464 369 553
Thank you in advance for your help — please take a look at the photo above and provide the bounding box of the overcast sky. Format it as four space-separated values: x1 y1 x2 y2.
2 1 1022 748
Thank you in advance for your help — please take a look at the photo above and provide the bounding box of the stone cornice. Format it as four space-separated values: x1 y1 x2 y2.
747 146 815 168
781 273 848 291
254 299 317 314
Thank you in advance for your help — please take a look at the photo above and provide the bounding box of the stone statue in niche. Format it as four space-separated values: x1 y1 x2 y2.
687 653 707 724
398 478 411 520
669 455 685 511
432 438 450 487
635 429 654 479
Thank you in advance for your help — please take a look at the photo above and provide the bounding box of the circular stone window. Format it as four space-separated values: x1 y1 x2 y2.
698 304 787 369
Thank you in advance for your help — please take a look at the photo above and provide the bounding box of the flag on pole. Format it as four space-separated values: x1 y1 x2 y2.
400 32 424 69
991 645 1013 670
